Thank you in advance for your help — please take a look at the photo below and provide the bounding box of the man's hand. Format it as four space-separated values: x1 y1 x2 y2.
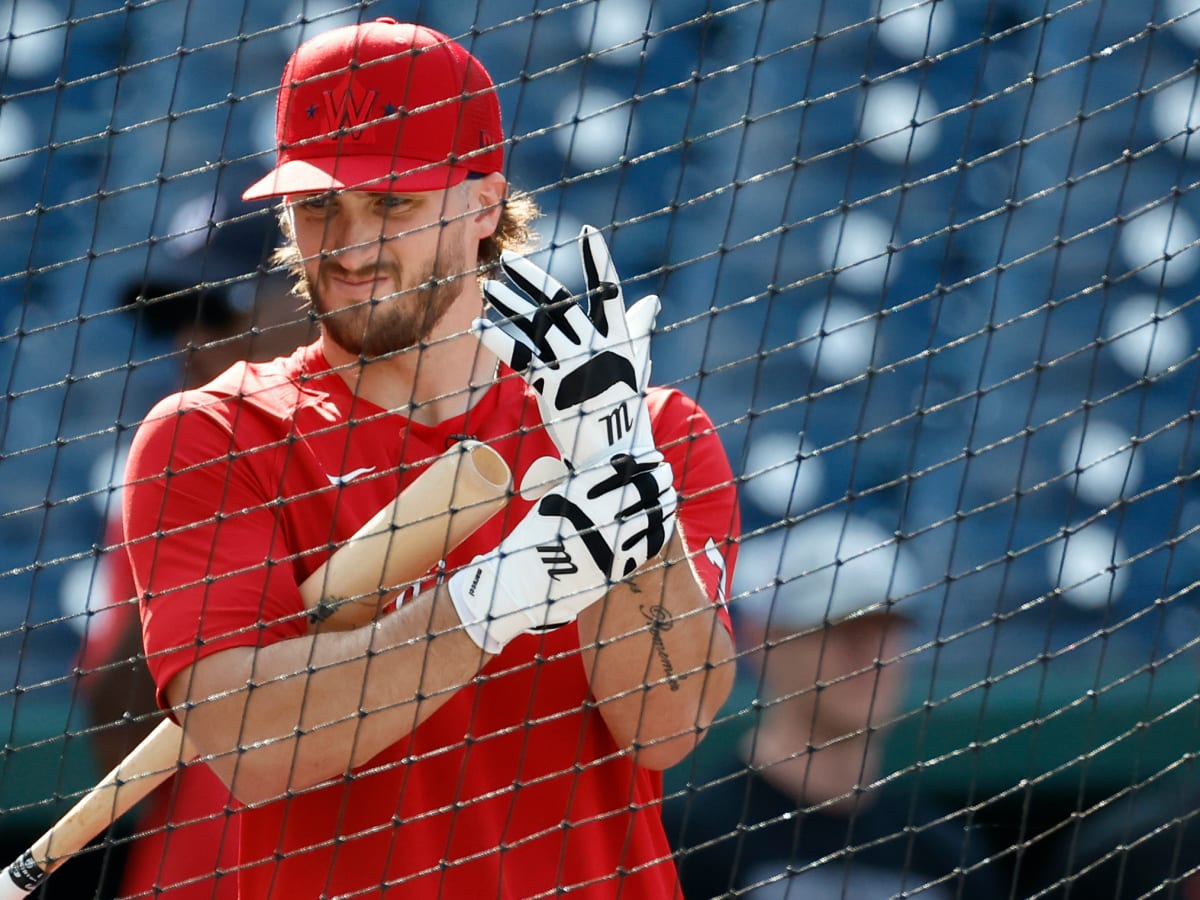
447 452 677 654
474 225 659 468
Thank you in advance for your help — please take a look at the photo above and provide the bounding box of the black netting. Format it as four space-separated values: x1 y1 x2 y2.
3 1 1200 898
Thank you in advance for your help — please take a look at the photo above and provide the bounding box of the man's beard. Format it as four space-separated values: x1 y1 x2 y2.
308 243 468 360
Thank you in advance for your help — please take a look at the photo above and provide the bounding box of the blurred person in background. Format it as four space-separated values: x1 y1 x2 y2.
665 513 1007 899
75 196 312 899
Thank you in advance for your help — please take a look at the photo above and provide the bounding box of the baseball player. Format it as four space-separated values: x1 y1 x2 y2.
123 18 740 898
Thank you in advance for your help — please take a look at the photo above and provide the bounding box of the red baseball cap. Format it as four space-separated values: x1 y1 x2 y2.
242 18 504 201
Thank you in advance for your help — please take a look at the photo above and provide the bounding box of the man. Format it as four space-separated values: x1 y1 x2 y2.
122 18 739 899
666 515 1005 899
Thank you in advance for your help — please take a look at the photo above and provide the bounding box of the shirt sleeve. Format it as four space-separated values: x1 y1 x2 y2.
123 391 307 711
649 388 741 634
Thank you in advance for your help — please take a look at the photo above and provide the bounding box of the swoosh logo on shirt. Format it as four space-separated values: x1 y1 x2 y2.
326 466 377 486
704 537 729 608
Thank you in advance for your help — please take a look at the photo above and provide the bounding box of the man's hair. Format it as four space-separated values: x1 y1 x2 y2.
272 190 541 301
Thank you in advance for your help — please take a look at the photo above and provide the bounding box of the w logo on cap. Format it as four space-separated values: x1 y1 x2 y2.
322 87 379 139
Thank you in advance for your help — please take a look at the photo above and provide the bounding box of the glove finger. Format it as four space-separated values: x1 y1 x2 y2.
500 251 575 314
625 294 660 341
625 294 659 389
578 225 624 337
499 252 587 352
483 278 539 323
472 316 537 373
483 280 560 364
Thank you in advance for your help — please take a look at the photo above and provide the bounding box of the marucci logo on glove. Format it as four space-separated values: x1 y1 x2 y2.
536 542 577 578
600 403 633 444
537 494 616 577
466 569 482 598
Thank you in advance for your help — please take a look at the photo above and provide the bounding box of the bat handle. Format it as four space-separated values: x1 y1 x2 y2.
1 718 188 897
0 851 42 898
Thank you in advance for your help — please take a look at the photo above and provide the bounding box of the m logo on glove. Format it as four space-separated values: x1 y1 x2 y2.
536 542 578 579
600 403 634 445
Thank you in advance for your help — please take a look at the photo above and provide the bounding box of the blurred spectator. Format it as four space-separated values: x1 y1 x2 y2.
75 197 311 899
665 514 1007 899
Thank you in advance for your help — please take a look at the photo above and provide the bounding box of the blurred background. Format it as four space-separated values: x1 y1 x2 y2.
3 0 1200 895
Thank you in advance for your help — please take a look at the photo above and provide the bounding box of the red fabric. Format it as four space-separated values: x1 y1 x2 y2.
116 764 240 900
124 342 740 899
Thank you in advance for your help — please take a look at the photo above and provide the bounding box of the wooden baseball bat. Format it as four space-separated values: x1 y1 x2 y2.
0 440 512 898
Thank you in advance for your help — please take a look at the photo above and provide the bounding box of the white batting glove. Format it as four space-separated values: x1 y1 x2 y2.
474 225 660 469
447 452 677 654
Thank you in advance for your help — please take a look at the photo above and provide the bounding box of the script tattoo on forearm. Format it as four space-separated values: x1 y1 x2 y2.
640 604 680 691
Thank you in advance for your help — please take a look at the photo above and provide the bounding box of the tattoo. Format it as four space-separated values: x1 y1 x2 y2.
307 594 378 627
309 600 338 624
640 604 680 691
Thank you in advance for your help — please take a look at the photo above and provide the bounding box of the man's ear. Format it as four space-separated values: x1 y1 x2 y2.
469 172 507 234
278 201 297 241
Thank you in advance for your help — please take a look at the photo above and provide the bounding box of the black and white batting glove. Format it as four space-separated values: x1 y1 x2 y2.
447 451 677 654
473 225 659 469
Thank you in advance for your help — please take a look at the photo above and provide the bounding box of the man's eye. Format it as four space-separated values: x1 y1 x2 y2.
295 195 332 212
379 194 412 209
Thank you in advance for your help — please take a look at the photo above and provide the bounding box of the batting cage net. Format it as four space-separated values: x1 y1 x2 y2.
2 0 1200 898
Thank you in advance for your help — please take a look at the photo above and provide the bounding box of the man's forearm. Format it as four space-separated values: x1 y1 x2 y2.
166 584 489 804
577 531 737 770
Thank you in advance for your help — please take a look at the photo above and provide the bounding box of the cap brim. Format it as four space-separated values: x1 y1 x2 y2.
242 156 472 201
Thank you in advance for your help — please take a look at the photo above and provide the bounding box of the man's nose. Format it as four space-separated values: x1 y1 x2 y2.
322 217 386 270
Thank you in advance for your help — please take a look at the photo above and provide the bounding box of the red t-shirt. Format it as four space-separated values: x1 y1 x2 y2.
124 342 739 899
